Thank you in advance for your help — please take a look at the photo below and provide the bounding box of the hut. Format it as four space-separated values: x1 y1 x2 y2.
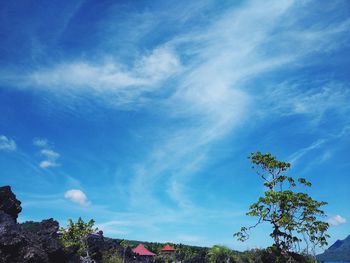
160 243 175 257
133 244 156 262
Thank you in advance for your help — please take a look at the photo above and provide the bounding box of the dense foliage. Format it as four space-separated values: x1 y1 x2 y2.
102 250 123 263
59 217 98 255
234 152 329 257
98 240 315 263
208 245 237 262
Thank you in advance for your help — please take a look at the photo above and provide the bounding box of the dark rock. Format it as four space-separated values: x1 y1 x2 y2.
0 186 80 263
21 219 80 263
86 232 105 261
0 186 22 221
0 211 48 263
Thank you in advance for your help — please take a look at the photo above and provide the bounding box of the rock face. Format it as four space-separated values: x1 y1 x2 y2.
0 185 79 263
0 186 22 220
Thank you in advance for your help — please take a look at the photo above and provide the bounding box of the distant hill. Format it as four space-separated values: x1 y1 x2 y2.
317 235 350 261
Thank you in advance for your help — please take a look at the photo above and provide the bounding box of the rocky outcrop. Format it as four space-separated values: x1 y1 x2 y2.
0 210 49 262
0 186 22 220
0 185 79 263
21 219 80 262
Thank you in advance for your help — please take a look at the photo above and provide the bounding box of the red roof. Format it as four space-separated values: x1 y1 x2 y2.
133 244 156 256
161 244 175 252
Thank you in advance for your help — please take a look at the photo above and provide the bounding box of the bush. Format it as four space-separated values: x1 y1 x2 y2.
59 217 98 255
102 251 123 263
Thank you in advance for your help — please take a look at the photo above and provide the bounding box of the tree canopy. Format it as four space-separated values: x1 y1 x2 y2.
60 217 98 255
234 152 329 256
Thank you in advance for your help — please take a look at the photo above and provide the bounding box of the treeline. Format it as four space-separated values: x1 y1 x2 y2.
56 217 316 263
97 238 317 263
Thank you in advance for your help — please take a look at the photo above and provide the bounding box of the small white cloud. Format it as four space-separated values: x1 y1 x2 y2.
0 135 16 151
64 189 89 206
41 149 60 159
328 215 347 226
33 138 49 147
39 160 59 169
34 139 61 169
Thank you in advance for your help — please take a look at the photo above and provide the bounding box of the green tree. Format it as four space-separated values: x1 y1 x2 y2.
234 152 329 256
60 217 98 255
208 245 236 263
119 240 129 263
102 251 123 263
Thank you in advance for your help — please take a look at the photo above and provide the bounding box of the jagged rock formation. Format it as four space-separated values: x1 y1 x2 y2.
0 185 79 263
0 185 22 220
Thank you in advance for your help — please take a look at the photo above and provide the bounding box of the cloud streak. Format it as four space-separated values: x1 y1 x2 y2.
28 46 181 107
288 139 326 164
266 82 350 123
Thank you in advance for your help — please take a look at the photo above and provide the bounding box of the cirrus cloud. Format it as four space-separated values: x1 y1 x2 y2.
28 46 181 107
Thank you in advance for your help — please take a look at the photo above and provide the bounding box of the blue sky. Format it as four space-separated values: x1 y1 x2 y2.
0 0 350 252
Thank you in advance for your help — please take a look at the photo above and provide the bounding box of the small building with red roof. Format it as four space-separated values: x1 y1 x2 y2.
133 244 156 257
161 243 175 257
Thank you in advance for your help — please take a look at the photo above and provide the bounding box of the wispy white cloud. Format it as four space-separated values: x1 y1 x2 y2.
0 135 16 151
41 149 60 159
288 125 350 165
39 159 59 169
33 138 49 147
267 82 350 123
328 215 347 226
124 0 350 218
64 189 89 206
127 0 295 211
288 139 326 164
28 46 181 107
39 148 60 169
33 137 61 169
